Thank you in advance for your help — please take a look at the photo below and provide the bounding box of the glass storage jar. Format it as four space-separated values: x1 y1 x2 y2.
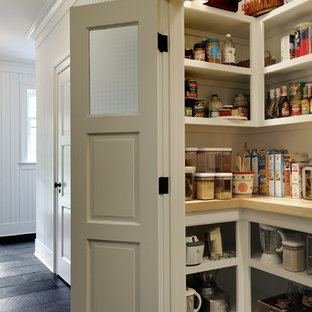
185 147 198 167
214 173 232 199
282 239 305 272
221 148 232 172
197 148 223 173
185 166 196 201
209 94 223 117
195 173 215 200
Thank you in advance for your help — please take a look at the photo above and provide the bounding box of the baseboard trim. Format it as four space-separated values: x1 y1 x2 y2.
0 222 36 237
0 233 36 244
34 239 54 272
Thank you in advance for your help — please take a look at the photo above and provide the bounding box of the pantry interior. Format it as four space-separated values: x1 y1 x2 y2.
183 0 312 311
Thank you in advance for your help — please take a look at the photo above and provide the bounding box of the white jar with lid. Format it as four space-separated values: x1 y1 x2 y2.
282 239 305 272
195 173 215 200
214 173 232 199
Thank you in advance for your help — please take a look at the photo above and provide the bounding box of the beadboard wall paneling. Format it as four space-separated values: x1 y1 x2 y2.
0 65 36 237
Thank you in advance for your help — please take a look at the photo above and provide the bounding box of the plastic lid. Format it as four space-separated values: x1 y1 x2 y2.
198 148 223 152
226 34 231 37
211 94 218 97
223 105 233 109
222 148 232 152
215 173 233 177
205 38 220 43
185 166 196 173
185 147 198 152
195 173 215 178
259 224 278 231
282 239 305 248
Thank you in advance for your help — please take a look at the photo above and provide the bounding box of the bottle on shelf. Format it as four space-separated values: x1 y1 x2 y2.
222 34 235 66
279 86 290 118
266 89 276 119
301 86 309 115
273 87 280 119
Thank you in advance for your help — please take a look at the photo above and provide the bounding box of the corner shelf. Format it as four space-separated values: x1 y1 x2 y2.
249 256 312 288
264 54 312 80
261 0 312 32
185 197 312 219
186 257 238 275
185 59 251 83
261 114 312 127
184 1 253 40
185 116 253 127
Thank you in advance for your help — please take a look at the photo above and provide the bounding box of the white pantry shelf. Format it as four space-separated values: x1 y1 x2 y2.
184 2 253 40
185 116 253 127
264 54 312 80
261 114 312 127
261 0 312 33
249 256 312 288
186 257 238 275
185 59 251 83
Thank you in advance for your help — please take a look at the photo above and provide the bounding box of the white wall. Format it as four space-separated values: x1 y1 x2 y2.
0 61 36 236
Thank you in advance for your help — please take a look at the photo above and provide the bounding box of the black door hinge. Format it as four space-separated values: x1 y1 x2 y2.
158 33 168 53
159 177 169 195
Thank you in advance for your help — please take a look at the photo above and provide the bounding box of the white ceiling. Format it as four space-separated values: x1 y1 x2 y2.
0 0 50 64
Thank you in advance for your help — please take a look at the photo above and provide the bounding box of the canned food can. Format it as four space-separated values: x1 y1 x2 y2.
185 106 193 117
194 42 205 62
290 101 301 116
233 106 248 118
295 23 311 57
185 80 197 98
289 82 304 101
205 39 221 63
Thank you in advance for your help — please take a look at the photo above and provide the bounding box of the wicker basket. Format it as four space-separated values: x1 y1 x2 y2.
236 50 276 68
244 0 284 17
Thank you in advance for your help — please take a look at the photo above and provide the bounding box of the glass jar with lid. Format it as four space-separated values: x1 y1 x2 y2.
282 239 305 272
221 148 232 172
185 166 196 201
195 173 215 200
209 94 223 117
214 173 232 199
185 147 198 167
197 148 223 173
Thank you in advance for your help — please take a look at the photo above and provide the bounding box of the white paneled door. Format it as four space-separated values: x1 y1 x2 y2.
70 1 170 311
56 65 71 285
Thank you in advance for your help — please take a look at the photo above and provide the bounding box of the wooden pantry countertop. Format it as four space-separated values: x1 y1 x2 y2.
185 196 312 219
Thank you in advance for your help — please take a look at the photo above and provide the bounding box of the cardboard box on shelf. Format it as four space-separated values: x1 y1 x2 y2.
284 153 309 198
274 154 284 198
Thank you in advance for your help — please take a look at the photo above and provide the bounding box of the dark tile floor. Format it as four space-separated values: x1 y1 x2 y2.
0 240 70 311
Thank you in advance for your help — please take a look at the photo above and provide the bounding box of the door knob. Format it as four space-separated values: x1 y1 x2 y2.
54 182 62 188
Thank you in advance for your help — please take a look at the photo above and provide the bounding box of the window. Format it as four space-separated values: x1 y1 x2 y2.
26 89 36 162
20 82 36 166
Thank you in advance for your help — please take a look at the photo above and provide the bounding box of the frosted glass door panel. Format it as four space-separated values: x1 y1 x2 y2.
89 25 138 115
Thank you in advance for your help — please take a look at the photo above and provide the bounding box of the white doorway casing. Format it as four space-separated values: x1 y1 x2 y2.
55 58 71 284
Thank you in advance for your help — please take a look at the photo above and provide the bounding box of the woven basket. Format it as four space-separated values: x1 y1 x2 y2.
236 50 276 68
245 0 284 17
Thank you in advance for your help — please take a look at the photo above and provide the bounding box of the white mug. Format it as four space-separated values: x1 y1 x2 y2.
186 287 202 312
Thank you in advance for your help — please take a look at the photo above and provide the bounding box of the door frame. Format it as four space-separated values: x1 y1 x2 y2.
53 55 70 275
